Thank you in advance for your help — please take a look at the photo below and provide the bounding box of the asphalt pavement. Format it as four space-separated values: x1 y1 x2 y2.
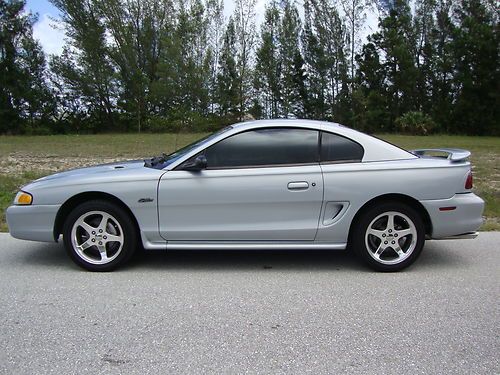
0 233 498 375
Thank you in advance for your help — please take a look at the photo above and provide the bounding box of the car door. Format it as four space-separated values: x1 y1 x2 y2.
158 127 324 241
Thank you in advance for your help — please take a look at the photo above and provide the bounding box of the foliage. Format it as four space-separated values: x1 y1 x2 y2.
0 0 54 134
451 0 499 135
0 0 498 135
355 0 499 135
254 1 281 118
394 111 437 135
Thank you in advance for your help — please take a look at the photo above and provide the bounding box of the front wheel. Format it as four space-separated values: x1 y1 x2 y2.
351 202 425 272
63 200 137 271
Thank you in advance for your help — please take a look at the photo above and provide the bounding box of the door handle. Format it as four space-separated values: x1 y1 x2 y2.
287 181 309 190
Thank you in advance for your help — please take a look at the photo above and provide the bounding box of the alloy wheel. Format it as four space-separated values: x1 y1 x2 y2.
70 210 124 265
364 211 418 265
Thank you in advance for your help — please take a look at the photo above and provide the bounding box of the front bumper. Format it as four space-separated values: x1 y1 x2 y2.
421 193 485 239
6 204 60 242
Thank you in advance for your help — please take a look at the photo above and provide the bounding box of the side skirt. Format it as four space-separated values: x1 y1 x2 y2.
163 242 347 251
430 231 479 240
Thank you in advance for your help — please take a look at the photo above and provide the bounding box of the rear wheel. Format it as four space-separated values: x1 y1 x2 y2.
352 202 425 271
63 200 137 271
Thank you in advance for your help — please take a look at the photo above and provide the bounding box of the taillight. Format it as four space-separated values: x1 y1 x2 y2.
465 171 473 189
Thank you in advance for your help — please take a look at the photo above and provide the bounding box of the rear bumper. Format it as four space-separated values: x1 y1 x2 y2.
421 193 484 239
6 204 60 242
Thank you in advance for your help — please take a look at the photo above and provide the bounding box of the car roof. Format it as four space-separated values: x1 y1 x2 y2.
227 119 415 162
232 119 344 131
165 119 416 170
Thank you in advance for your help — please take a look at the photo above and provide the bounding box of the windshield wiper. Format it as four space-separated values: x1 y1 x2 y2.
144 153 168 169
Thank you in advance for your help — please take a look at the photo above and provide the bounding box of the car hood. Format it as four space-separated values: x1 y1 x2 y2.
18 158 166 206
33 160 146 183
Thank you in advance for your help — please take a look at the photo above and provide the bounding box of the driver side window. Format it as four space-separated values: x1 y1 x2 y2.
203 127 319 169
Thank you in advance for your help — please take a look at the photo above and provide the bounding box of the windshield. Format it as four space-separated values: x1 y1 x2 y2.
145 125 233 169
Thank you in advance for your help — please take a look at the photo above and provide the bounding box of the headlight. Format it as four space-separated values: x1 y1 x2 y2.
14 191 33 205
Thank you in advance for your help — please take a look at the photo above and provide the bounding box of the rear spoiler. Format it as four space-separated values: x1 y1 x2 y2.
411 148 471 162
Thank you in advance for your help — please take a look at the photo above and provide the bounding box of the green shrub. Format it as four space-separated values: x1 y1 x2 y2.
395 111 437 135
145 116 178 133
145 113 232 133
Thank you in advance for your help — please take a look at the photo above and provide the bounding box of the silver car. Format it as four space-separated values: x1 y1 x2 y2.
6 120 484 271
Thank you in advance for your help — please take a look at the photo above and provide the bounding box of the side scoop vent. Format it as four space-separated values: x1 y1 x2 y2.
323 201 350 226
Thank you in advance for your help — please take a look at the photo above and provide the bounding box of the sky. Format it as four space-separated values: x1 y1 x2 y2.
26 0 377 56
26 0 269 55
27 0 65 55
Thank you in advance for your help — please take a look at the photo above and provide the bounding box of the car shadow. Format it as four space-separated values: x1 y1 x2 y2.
128 248 364 272
417 240 471 268
17 241 467 272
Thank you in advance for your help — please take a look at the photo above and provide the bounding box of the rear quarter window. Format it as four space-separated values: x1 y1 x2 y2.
321 132 364 163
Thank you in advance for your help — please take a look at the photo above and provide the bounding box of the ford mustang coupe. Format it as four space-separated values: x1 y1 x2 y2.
6 120 484 271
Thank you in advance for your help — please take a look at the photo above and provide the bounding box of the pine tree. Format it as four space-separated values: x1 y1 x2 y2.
354 41 389 132
414 0 436 115
369 0 418 129
338 0 374 91
51 0 117 131
303 0 349 121
19 34 54 129
216 17 239 118
95 0 175 132
290 47 309 119
0 0 54 133
0 0 496 136
279 0 305 118
429 0 455 132
233 0 256 119
302 0 328 119
206 0 225 115
451 0 499 135
254 1 280 118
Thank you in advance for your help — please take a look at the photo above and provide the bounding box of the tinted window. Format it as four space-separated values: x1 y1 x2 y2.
204 128 319 168
321 132 364 162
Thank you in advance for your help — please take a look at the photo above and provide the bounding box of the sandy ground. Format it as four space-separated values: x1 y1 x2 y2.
0 152 131 176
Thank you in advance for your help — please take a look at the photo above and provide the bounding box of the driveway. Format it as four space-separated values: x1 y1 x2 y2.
0 233 498 374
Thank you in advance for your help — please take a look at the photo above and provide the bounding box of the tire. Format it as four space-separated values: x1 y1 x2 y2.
351 201 425 272
62 200 137 271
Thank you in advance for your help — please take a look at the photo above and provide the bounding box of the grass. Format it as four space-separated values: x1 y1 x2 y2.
0 133 206 158
0 133 498 232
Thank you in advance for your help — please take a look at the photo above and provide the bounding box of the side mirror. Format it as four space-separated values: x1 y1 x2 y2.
182 154 207 171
